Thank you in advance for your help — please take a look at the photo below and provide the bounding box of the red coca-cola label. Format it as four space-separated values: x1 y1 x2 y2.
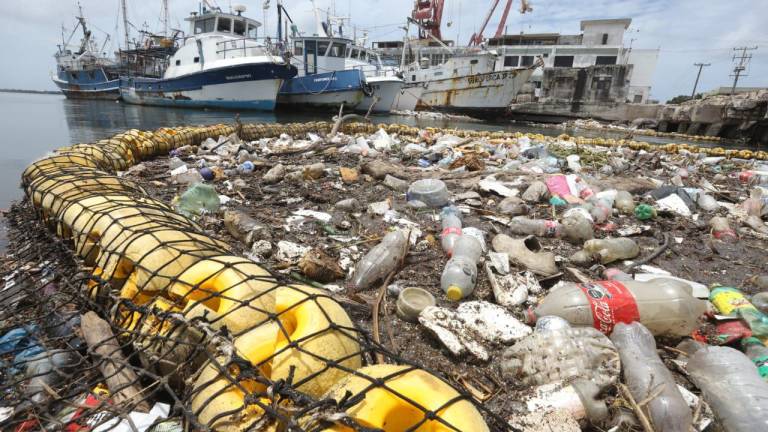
578 280 640 334
441 227 462 237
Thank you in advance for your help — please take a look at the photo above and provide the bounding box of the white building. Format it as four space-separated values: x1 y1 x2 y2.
489 18 659 103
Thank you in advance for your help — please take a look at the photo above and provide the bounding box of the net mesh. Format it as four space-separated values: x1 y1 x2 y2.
2 122 517 432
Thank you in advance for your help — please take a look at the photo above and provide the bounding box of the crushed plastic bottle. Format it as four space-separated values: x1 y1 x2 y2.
561 213 594 244
710 286 768 337
709 216 738 242
611 322 692 432
508 216 562 237
530 278 706 336
441 235 483 301
349 230 408 291
440 206 463 256
687 346 768 431
742 337 768 379
582 238 640 264
501 326 619 388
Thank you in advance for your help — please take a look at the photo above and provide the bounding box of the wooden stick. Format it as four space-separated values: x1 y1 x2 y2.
618 383 656 432
80 311 150 412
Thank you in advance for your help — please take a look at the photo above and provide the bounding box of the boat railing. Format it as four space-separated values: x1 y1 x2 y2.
215 37 285 61
347 64 401 78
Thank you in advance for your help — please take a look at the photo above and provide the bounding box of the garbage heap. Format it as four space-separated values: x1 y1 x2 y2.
2 121 768 431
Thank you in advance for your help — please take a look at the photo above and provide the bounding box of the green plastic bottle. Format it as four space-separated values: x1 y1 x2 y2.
742 337 768 380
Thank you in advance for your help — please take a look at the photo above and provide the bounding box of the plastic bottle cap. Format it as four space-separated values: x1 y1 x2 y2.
446 285 463 301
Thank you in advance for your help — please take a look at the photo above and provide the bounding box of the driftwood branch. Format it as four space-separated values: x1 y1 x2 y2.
80 311 150 412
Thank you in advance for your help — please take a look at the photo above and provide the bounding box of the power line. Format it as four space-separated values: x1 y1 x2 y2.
691 62 710 98
730 46 758 95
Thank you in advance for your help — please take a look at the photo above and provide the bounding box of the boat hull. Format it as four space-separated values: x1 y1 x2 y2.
277 69 366 110
416 68 534 117
120 63 296 110
360 77 403 113
52 74 120 100
392 83 426 112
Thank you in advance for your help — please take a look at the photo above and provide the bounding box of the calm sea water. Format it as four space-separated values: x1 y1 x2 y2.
0 91 720 209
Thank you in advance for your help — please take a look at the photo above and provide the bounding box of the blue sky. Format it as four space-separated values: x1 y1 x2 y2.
0 0 765 101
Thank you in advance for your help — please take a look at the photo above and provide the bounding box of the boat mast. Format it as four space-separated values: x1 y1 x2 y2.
120 0 130 49
75 4 91 55
161 0 169 36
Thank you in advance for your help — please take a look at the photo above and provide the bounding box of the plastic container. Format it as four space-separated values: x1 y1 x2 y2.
687 346 768 431
441 235 483 301
406 179 450 208
530 278 707 336
614 190 636 214
709 216 738 241
349 230 409 291
440 206 463 256
561 214 594 244
742 337 768 379
508 216 562 237
710 286 768 337
396 287 436 322
501 326 619 388
611 322 692 432
582 238 640 264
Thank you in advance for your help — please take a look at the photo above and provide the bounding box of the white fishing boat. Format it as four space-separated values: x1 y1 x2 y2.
120 5 296 110
344 45 405 113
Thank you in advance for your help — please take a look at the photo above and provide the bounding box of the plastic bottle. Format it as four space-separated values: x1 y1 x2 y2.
561 213 594 244
349 230 409 291
529 278 707 336
610 322 692 432
710 286 768 337
508 216 562 237
742 337 768 379
687 346 768 431
441 235 483 301
582 238 640 264
709 216 738 242
440 206 463 256
614 190 636 214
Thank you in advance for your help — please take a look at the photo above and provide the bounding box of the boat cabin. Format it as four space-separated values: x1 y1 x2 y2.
291 36 352 76
186 9 261 39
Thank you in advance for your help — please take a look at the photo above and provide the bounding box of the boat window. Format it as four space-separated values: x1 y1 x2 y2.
233 19 246 36
294 41 304 56
193 56 200 63
305 40 316 55
350 48 358 59
317 41 329 56
217 17 232 33
470 59 479 64
196 18 215 34
175 59 181 66
328 42 345 58
247 24 258 38
345 47 351 57
71 72 78 79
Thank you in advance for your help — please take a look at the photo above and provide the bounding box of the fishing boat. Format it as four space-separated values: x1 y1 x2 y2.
52 7 120 99
120 6 296 110
406 49 536 117
345 45 405 113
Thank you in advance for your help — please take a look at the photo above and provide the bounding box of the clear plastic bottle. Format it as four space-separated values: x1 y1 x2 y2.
742 337 768 379
687 346 768 431
614 190 636 214
508 216 562 237
530 278 707 336
561 213 594 244
610 322 692 432
440 206 463 256
709 216 738 242
441 235 483 301
582 238 640 264
349 230 409 291
710 286 768 337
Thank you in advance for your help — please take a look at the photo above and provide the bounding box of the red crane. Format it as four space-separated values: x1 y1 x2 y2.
411 0 445 40
468 0 532 46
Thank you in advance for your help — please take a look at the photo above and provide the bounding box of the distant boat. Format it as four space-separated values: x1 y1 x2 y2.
52 7 120 100
120 6 296 110
345 45 407 113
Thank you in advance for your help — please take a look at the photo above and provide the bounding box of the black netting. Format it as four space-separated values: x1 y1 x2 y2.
3 122 516 432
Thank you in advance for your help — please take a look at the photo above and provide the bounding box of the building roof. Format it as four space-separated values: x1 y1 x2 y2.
580 18 631 30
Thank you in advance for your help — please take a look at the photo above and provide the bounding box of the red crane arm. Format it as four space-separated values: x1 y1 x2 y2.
469 0 501 46
494 0 515 38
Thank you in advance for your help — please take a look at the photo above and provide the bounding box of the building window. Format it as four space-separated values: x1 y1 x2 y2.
595 56 617 65
193 57 200 63
554 56 574 67
521 56 535 66
601 33 609 45
175 59 181 66
504 55 519 67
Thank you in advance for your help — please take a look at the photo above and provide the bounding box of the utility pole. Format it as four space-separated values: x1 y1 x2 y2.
730 46 757 95
691 62 710 98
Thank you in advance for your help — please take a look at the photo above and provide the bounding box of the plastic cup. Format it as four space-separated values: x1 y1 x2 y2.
396 287 436 322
